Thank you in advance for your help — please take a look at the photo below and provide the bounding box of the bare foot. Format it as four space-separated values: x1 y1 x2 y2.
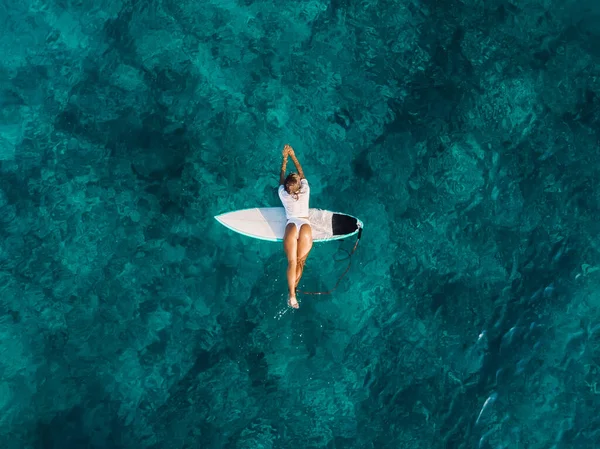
288 295 299 309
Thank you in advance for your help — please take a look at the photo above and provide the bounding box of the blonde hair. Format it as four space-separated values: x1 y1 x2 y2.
284 173 302 200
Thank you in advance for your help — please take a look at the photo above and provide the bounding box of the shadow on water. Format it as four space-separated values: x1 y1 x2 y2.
33 403 129 449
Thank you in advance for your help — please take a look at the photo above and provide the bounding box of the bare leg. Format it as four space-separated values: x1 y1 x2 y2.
283 223 299 308
295 259 305 289
294 224 313 293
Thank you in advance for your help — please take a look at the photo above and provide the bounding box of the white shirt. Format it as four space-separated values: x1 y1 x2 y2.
278 179 310 219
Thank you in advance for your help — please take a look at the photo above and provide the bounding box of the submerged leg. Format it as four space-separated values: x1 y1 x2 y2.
295 259 305 289
283 223 299 308
294 224 313 290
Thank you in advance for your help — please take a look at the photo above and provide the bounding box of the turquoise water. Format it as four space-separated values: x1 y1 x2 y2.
1 0 600 448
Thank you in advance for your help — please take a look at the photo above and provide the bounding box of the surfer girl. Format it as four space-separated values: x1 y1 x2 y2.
279 144 312 309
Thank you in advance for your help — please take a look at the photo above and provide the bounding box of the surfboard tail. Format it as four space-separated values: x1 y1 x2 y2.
332 213 361 236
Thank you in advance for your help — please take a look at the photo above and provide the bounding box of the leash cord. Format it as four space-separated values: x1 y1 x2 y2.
296 226 362 296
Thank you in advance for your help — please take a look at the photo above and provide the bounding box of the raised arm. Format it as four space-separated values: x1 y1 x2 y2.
287 146 305 179
279 147 289 185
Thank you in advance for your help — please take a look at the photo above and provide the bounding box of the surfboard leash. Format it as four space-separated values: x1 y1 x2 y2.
296 224 363 296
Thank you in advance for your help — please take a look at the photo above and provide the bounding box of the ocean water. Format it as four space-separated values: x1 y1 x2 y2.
1 0 600 448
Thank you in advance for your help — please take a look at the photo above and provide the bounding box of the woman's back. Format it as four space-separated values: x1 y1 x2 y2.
278 178 310 218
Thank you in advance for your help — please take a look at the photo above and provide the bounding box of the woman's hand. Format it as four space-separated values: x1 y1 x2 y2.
283 144 294 157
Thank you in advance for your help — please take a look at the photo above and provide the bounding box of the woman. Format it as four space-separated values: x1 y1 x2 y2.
279 144 313 309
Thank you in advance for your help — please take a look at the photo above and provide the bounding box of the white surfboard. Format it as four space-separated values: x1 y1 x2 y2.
214 207 363 242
